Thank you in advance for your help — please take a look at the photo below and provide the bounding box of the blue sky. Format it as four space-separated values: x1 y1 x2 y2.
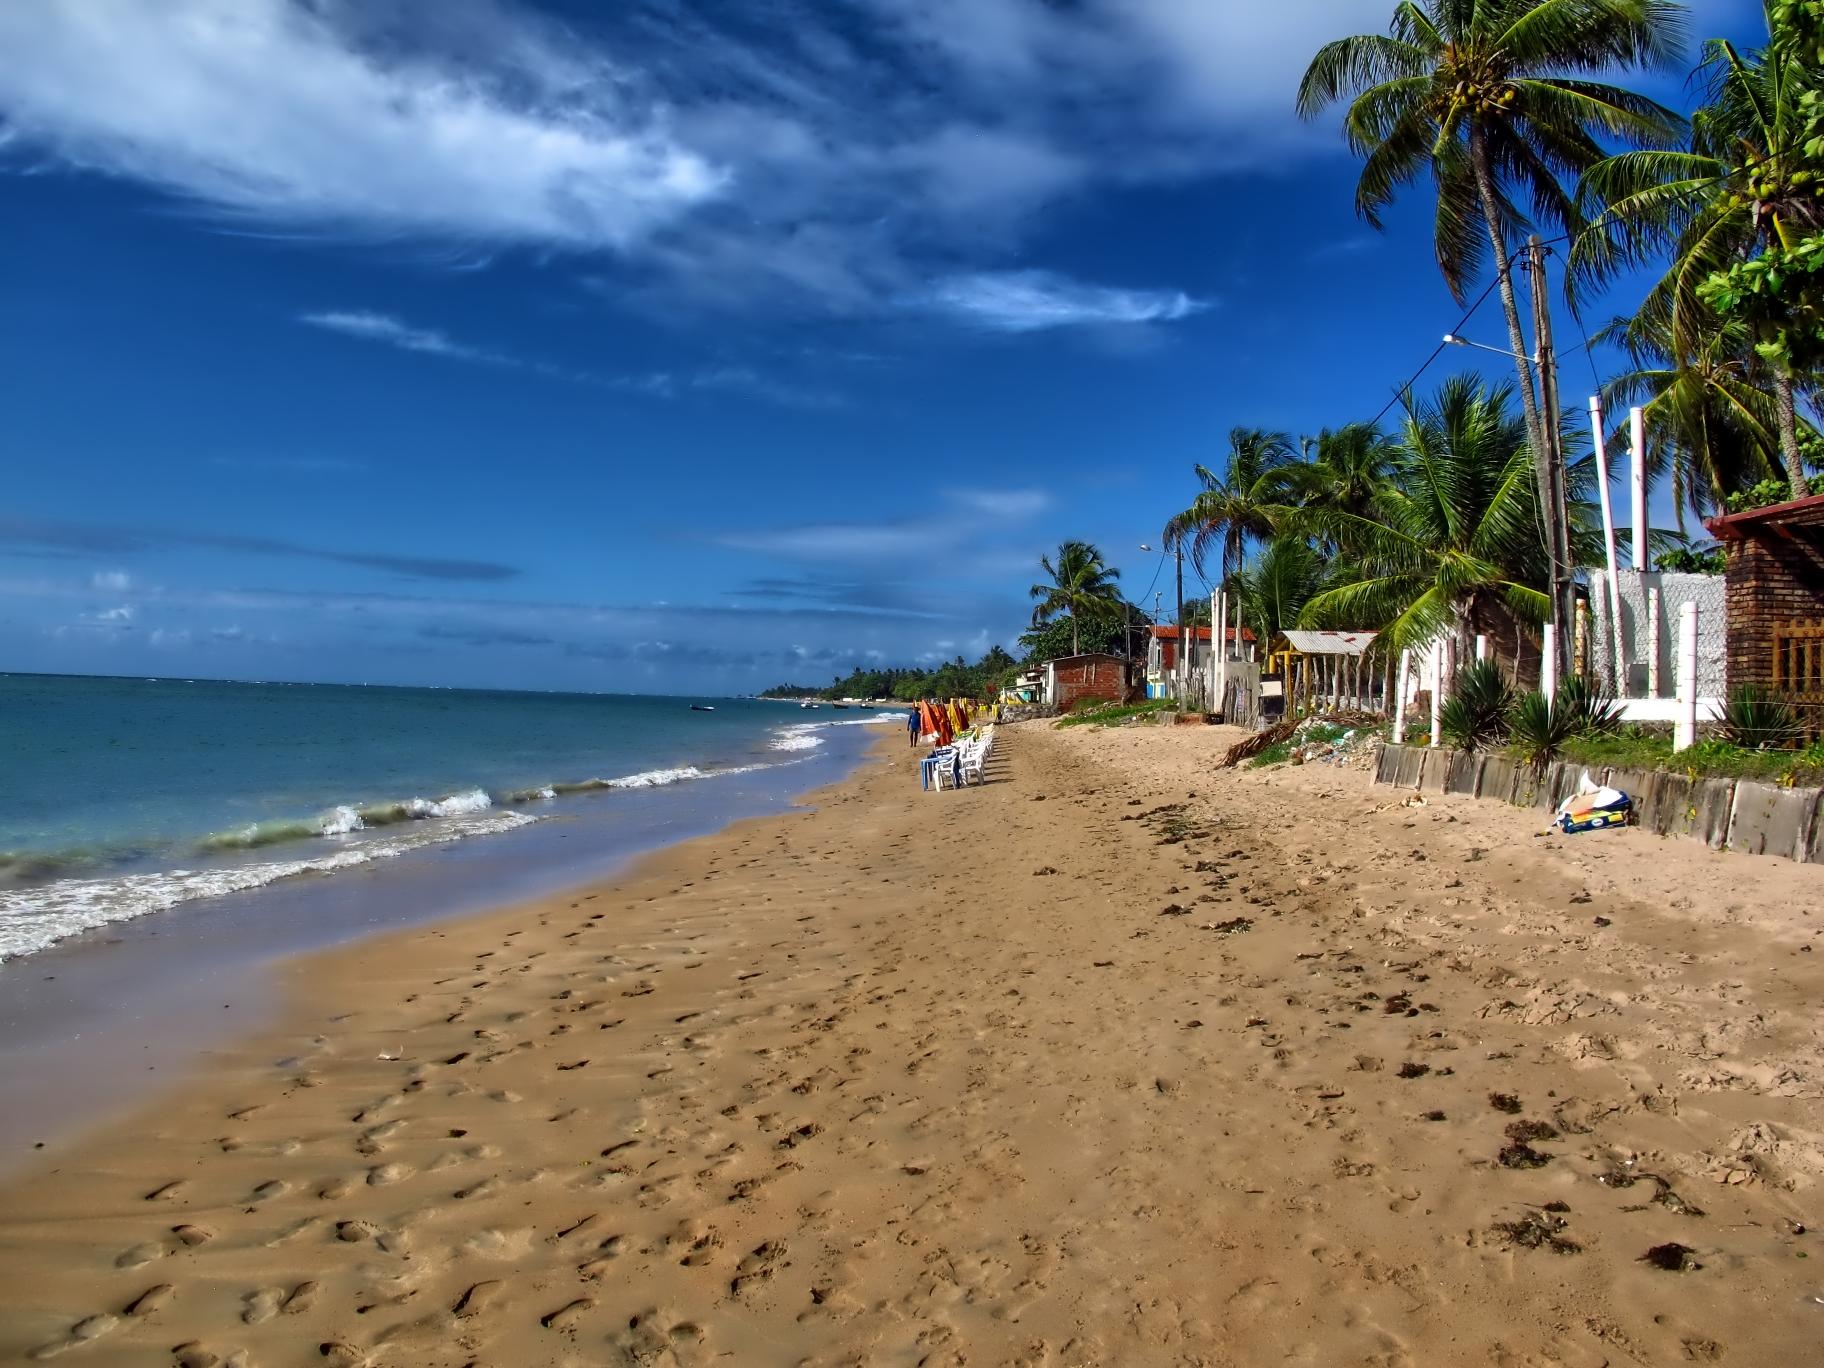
0 0 1761 692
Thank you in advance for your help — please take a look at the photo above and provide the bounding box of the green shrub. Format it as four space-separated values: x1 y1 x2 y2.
1721 686 1803 750
1555 674 1625 737
1507 691 1576 774
1438 659 1512 753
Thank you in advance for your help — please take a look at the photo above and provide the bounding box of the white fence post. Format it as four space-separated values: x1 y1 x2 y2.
1646 584 1662 698
1674 600 1699 752
1428 640 1443 747
1392 647 1412 744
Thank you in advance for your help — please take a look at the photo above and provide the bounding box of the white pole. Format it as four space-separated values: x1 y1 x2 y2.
1675 600 1698 752
1541 623 1558 702
1630 405 1649 571
1475 634 1488 662
1212 590 1224 716
1590 396 1629 692
1429 640 1443 747
1646 584 1662 698
1392 647 1412 744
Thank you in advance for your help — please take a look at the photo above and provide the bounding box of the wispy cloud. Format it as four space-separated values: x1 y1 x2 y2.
919 271 1208 332
300 310 839 408
0 515 519 582
299 310 502 364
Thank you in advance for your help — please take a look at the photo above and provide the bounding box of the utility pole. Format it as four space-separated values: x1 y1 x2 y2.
1528 236 1573 684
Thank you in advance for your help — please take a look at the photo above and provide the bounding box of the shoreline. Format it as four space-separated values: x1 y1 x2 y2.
1 723 1818 1363
0 724 886 1173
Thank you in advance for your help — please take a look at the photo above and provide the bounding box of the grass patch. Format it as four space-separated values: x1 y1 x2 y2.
1248 740 1294 768
1055 698 1176 729
1547 730 1824 786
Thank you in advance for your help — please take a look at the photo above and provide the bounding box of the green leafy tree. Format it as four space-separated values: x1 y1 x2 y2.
1576 3 1823 497
1028 541 1124 656
1300 0 1686 567
1162 428 1297 587
1017 614 1130 663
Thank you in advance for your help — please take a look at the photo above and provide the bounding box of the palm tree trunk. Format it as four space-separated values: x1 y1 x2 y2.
1773 363 1807 501
1468 128 1556 585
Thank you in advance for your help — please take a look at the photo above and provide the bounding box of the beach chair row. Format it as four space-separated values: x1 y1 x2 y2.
920 725 995 791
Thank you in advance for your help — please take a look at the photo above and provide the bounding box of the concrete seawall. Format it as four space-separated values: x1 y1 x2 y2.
1372 743 1824 863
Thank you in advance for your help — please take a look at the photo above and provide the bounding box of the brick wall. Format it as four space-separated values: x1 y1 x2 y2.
1053 658 1130 710
1723 530 1824 691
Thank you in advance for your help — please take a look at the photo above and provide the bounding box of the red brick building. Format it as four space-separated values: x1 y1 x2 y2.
1042 653 1133 712
1706 494 1824 728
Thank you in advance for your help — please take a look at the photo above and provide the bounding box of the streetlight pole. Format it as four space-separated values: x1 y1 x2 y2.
1443 259 1573 686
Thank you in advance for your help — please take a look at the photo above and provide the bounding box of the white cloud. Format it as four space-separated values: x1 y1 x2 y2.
91 569 131 591
946 489 1052 519
0 0 724 250
300 310 499 363
96 604 134 623
0 0 1389 320
920 271 1207 332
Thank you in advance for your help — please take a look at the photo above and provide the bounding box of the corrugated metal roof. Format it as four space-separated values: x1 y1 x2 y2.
1282 629 1378 656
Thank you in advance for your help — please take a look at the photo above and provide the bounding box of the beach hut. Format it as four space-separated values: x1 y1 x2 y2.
1275 630 1380 715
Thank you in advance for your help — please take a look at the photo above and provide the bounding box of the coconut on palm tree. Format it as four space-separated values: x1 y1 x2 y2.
1298 0 1687 652
1574 9 1823 497
1028 540 1124 656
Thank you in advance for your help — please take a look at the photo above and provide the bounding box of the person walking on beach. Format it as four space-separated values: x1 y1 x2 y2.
906 707 920 747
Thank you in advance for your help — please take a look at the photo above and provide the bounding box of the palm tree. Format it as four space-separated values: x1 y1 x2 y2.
1298 375 1558 656
1162 428 1297 588
1231 536 1331 653
1276 423 1398 553
1574 15 1822 497
1595 307 1788 522
1298 0 1686 594
1028 540 1123 656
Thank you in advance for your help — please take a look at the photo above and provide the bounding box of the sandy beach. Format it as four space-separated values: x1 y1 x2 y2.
2 724 1821 1366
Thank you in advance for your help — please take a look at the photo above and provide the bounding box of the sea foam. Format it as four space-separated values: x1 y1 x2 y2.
0 810 539 962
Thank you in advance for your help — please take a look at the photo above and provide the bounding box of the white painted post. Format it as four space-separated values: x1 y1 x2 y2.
1392 647 1412 744
1210 590 1221 715
1630 406 1649 571
1475 634 1488 662
1675 600 1698 752
1429 640 1444 746
1590 396 1628 691
1646 584 1662 698
1541 623 1558 702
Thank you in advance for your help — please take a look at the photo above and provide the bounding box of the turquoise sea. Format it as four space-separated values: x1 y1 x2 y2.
0 674 890 959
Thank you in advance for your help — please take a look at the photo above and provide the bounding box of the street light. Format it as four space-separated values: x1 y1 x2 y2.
1442 333 1537 364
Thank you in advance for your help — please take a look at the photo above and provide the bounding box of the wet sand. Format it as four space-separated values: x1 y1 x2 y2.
1 724 1820 1365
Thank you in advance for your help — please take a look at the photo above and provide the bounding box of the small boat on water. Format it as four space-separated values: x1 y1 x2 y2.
831 702 850 710
690 704 716 712
800 701 820 709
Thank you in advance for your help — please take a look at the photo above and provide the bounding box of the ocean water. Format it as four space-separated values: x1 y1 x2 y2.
0 674 891 960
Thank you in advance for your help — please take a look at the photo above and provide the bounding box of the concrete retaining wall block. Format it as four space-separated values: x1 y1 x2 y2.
1727 781 1819 861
